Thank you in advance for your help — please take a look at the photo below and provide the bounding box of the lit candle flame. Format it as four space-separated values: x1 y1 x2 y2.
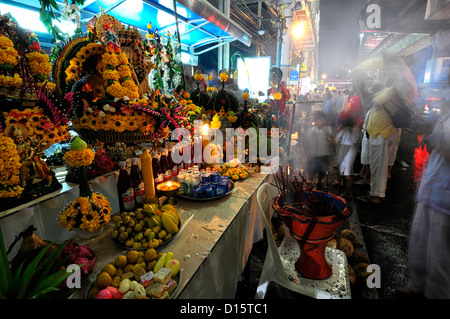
202 124 209 135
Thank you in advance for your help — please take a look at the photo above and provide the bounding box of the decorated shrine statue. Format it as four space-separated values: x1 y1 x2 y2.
0 13 67 205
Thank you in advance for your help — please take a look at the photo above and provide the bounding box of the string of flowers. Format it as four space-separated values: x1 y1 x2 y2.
65 42 104 83
52 35 91 95
0 35 22 88
0 135 24 198
37 85 66 127
101 22 139 100
146 23 182 93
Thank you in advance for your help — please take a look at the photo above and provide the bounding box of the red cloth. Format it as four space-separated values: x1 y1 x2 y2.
341 95 363 127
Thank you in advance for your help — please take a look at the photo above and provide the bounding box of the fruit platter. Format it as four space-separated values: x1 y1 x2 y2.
111 203 181 250
216 164 249 181
87 249 181 299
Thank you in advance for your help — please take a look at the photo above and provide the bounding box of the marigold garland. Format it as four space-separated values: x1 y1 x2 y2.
0 35 19 66
0 135 24 198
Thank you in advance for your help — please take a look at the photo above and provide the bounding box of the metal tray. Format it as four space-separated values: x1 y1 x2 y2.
113 219 181 251
176 181 235 201
85 250 181 299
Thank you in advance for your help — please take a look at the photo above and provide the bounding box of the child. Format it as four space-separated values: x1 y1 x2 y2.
335 113 360 199
304 111 334 190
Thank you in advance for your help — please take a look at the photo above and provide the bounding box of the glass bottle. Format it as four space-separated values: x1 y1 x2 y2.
117 161 135 212
130 157 145 208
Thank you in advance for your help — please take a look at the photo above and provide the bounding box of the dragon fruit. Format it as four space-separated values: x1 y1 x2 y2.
62 240 96 276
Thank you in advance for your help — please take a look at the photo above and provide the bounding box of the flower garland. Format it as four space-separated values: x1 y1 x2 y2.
146 25 182 93
0 135 24 198
219 70 229 83
0 35 19 66
101 22 139 100
3 107 69 147
273 92 283 100
26 51 52 79
206 74 216 93
0 35 23 88
0 73 23 88
65 43 104 83
53 36 91 95
57 193 112 231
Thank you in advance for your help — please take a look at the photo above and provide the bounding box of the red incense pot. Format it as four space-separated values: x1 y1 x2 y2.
274 191 351 280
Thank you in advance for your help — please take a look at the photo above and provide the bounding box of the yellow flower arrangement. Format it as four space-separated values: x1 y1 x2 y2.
242 91 250 100
218 165 249 180
273 92 283 100
26 51 52 77
194 71 203 81
3 107 68 147
72 110 155 133
101 48 140 100
0 135 24 198
0 35 19 66
57 193 112 231
219 71 228 82
65 43 105 83
63 148 95 167
0 73 23 88
211 114 221 129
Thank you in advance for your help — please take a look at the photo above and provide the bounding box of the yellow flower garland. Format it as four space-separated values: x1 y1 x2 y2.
0 73 23 88
0 135 24 198
26 51 52 77
65 43 105 83
101 49 139 100
0 36 19 66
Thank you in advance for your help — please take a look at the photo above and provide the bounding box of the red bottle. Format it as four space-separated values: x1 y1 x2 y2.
151 146 162 178
117 161 135 212
159 147 169 174
130 157 145 208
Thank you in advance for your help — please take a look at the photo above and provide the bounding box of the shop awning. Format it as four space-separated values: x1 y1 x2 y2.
2 0 252 60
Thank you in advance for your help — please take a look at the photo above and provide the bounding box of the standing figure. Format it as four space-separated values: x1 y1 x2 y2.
304 111 334 190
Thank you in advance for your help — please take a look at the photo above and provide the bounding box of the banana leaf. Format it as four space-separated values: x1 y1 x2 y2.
0 227 71 299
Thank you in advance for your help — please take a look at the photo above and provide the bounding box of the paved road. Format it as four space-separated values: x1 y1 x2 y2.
235 128 428 299
352 129 429 299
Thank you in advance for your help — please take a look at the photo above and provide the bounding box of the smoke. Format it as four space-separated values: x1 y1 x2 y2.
319 0 366 78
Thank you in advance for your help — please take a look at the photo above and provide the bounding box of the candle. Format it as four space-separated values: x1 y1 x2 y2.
140 149 156 200
202 123 210 151
157 181 181 191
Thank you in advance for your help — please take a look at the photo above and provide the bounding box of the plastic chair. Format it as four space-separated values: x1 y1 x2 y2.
255 182 351 299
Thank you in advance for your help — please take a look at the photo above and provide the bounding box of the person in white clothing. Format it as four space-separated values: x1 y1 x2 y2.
397 107 450 299
335 115 360 199
304 111 334 190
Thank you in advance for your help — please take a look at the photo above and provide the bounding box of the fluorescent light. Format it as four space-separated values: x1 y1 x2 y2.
237 56 271 101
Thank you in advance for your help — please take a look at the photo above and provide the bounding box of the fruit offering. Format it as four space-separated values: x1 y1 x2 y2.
88 249 181 299
111 203 180 250
217 164 249 181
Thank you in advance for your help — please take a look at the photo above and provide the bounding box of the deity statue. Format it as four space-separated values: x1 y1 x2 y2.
7 124 52 187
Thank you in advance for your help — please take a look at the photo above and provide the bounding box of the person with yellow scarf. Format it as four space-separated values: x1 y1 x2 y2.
357 102 397 204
